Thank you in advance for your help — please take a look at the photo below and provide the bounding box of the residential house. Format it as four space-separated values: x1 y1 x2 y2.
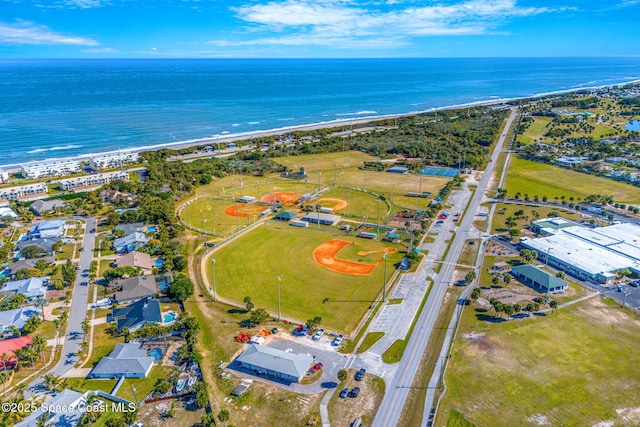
113 275 158 303
0 336 32 370
115 222 145 235
0 207 18 220
30 199 68 216
17 389 88 427
90 343 155 379
1 277 49 299
8 257 55 277
113 232 149 253
100 189 135 204
0 307 40 334
113 251 153 274
234 344 314 383
109 297 161 332
0 168 9 184
15 238 60 257
29 219 66 239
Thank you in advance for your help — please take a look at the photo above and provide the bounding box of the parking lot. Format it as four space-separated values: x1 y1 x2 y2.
592 280 640 311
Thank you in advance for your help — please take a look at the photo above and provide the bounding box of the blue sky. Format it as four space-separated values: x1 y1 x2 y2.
1 0 639 58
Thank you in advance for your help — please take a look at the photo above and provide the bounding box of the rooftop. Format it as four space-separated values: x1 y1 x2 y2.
114 251 153 271
236 344 314 380
90 343 154 378
512 264 568 290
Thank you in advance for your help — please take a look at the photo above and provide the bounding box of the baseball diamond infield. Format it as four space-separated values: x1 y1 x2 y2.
224 203 265 217
313 239 397 275
260 192 301 205
318 198 348 211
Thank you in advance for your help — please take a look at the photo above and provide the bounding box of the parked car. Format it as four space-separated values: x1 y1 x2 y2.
79 247 84 252
312 329 325 341
348 387 361 398
294 325 309 336
340 388 349 398
435 220 444 225
355 368 366 381
629 281 639 288
332 335 344 346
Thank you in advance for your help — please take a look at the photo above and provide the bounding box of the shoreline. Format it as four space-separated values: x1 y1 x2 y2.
2 77 639 172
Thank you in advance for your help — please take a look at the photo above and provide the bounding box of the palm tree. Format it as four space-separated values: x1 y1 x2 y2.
33 297 48 321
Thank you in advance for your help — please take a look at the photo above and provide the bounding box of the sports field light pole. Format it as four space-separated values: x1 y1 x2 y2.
333 163 337 187
376 199 381 236
382 253 388 302
204 218 208 252
277 276 281 321
346 192 350 216
235 202 240 232
211 259 217 302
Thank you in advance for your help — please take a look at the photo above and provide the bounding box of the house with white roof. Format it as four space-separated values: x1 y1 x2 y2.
0 207 18 220
114 232 149 253
17 389 88 427
1 277 49 299
0 307 40 334
29 219 66 239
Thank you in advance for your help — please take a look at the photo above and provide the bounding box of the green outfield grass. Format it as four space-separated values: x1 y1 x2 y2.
320 187 383 220
272 150 450 210
205 221 405 332
506 157 640 203
438 296 640 427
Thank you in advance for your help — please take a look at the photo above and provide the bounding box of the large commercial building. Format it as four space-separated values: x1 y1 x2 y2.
520 219 640 285
20 159 81 179
0 183 48 202
234 344 314 383
58 170 129 191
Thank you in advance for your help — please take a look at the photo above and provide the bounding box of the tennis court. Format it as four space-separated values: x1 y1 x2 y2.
419 167 459 177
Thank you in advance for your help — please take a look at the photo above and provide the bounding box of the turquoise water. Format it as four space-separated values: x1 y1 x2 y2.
626 120 640 131
163 312 176 322
153 258 164 267
149 348 163 360
1 58 639 166
146 226 158 233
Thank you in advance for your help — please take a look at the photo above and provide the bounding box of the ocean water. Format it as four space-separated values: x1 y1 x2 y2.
1 57 640 166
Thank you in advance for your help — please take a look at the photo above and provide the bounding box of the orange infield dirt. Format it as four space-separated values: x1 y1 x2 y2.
260 192 302 206
313 239 397 276
319 198 348 211
224 204 264 218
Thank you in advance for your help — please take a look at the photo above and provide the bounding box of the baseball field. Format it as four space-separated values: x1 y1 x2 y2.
205 221 405 332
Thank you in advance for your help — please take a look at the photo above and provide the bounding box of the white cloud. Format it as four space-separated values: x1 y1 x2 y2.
221 0 573 49
58 0 111 8
0 21 99 45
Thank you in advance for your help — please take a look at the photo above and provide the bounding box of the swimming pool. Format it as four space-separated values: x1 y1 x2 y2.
149 348 163 361
146 225 158 233
164 312 177 323
153 258 164 267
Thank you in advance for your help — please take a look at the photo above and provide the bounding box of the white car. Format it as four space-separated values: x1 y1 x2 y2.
332 335 344 346
312 329 325 341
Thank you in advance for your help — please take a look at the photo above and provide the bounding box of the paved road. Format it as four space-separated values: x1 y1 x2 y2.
26 217 97 396
372 107 518 427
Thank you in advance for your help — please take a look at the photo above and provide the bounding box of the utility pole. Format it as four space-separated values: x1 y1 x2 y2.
277 276 281 321
377 199 381 236
211 259 217 302
333 163 337 187
204 218 208 252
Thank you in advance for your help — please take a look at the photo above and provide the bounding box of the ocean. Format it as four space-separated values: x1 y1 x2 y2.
1 57 640 167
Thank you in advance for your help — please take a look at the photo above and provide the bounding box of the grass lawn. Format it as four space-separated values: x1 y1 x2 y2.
328 370 386 427
56 243 76 261
356 332 385 354
205 221 405 332
83 323 122 368
517 116 552 145
117 366 177 402
438 296 640 427
320 187 381 220
65 377 118 394
491 203 581 235
506 157 640 203
272 150 450 210
36 320 58 340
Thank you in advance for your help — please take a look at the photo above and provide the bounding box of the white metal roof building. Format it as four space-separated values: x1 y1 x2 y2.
302 212 341 226
520 222 640 284
0 183 48 202
58 170 129 190
20 159 81 179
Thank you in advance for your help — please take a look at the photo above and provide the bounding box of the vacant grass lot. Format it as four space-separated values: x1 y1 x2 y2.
517 116 552 145
205 221 405 332
117 366 177 402
506 157 640 203
491 203 581 235
438 296 640 427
